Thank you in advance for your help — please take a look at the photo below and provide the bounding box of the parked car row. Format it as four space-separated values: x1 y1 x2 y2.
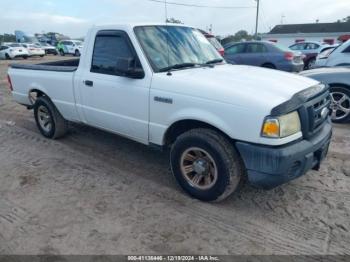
314 40 350 68
0 43 29 60
289 41 337 69
0 39 84 60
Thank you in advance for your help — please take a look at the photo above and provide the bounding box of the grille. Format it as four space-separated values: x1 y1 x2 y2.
301 90 331 138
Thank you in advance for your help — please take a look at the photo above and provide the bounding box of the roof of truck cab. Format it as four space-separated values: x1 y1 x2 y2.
92 23 191 30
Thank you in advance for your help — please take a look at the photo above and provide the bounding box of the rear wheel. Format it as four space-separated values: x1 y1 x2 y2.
34 96 68 139
330 86 350 123
170 129 244 202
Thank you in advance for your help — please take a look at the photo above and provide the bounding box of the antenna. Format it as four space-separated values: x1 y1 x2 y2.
164 0 171 75
164 0 168 23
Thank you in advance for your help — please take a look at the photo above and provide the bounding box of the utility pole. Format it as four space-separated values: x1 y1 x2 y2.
255 0 260 40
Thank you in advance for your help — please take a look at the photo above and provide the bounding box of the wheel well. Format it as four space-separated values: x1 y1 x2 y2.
328 83 350 90
164 120 231 146
261 63 275 68
28 89 49 105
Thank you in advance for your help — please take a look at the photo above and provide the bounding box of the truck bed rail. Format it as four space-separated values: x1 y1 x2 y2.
10 59 79 72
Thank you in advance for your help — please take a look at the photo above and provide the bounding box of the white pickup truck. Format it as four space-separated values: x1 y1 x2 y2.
8 23 332 202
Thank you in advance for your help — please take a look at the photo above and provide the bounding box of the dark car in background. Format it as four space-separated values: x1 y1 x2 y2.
289 41 336 69
224 41 304 72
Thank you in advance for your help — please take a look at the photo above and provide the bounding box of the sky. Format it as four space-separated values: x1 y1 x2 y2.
0 0 349 37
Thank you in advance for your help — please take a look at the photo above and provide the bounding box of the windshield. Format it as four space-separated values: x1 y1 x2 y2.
135 26 222 72
9 44 22 47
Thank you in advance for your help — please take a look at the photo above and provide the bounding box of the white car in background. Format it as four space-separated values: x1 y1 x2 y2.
36 43 58 55
21 43 45 57
314 40 350 68
0 43 29 60
57 40 83 56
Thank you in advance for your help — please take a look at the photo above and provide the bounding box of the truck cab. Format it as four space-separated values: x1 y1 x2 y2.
8 23 332 202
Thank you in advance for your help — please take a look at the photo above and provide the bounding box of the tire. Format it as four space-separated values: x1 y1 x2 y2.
40 55 44 58
34 96 68 139
170 128 244 202
23 56 28 60
305 58 316 70
5 53 11 60
330 86 350 123
74 50 80 57
262 63 276 69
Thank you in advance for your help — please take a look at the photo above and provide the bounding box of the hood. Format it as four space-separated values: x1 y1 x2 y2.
300 66 350 77
152 64 319 113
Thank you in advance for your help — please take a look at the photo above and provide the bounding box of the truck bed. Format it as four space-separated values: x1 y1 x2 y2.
10 59 79 72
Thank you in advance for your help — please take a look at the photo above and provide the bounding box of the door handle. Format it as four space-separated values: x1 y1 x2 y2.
84 80 93 87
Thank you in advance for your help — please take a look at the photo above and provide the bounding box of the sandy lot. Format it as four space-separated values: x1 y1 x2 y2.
0 56 349 255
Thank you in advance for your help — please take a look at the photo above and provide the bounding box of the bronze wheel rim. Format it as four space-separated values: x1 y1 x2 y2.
180 147 218 190
37 105 53 133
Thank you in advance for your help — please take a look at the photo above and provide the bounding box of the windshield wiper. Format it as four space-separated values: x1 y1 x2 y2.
159 63 198 73
205 58 224 65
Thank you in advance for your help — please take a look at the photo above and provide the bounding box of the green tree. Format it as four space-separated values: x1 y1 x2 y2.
221 30 255 46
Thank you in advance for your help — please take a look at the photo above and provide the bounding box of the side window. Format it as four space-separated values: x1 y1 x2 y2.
225 44 245 55
290 44 298 50
91 32 136 76
246 43 267 53
306 43 319 50
342 45 350 53
66 41 73 46
294 43 306 50
0 46 8 51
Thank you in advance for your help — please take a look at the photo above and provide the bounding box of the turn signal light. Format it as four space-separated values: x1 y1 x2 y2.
262 119 280 138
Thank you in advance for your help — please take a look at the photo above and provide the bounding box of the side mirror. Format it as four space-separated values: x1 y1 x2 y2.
115 57 145 79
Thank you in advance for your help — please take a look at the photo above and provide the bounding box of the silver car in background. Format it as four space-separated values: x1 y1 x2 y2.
301 67 350 123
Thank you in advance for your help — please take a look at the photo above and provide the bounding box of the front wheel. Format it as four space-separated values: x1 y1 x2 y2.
74 50 80 57
330 87 350 123
170 129 244 202
34 96 68 139
5 53 11 60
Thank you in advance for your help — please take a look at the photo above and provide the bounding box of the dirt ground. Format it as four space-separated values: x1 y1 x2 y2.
0 56 349 256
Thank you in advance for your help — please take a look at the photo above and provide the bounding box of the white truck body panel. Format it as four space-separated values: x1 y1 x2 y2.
8 23 321 147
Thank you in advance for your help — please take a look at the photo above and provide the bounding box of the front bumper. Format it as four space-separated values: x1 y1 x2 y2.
280 62 304 72
236 121 332 189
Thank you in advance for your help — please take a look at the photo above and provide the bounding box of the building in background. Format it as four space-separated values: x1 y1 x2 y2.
262 22 350 47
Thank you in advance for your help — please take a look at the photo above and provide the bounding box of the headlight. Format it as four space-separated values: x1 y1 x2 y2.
262 111 301 138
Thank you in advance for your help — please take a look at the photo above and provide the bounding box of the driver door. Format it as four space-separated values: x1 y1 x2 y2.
77 30 150 143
